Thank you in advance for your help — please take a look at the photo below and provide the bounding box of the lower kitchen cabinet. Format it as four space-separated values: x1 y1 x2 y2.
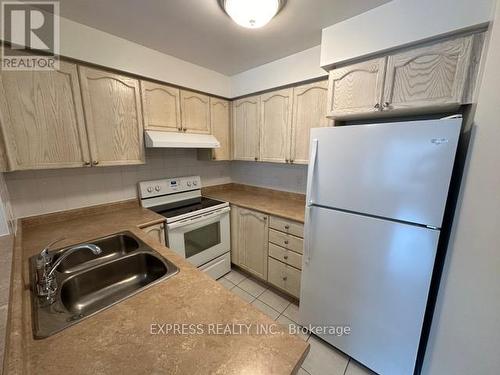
230 205 305 299
230 205 269 280
140 222 166 245
268 257 301 298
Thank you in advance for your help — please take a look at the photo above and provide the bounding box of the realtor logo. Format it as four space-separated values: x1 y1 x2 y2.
1 1 59 70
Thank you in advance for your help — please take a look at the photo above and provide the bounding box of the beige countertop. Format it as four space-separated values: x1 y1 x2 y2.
203 184 306 223
3 201 309 375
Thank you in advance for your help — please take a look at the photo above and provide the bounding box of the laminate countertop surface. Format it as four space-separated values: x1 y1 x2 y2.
203 184 306 223
3 201 308 375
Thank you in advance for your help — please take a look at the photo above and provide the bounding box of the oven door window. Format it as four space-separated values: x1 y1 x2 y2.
184 222 221 258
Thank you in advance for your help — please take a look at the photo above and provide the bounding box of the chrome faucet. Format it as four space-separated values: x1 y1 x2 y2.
36 239 102 304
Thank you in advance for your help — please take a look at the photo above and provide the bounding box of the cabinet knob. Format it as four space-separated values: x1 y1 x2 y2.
374 103 380 109
92 161 99 166
183 128 187 132
284 255 289 260
284 240 289 245
263 216 267 221
84 161 91 166
290 159 294 164
285 159 289 163
212 156 217 160
284 225 290 230
382 102 390 109
282 276 288 281
254 157 258 161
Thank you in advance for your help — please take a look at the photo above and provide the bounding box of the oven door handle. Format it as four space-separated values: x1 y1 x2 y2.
167 206 230 230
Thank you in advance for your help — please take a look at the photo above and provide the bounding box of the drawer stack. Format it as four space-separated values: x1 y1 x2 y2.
267 216 304 298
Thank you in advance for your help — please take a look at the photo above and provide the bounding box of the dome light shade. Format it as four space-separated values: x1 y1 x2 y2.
220 0 285 29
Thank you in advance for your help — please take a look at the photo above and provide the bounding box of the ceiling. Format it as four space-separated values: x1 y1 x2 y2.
55 0 390 76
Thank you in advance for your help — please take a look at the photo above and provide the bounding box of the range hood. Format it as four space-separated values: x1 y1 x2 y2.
145 130 220 149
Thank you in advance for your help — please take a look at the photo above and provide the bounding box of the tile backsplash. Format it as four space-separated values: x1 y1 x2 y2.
5 149 231 219
231 161 308 194
5 150 308 219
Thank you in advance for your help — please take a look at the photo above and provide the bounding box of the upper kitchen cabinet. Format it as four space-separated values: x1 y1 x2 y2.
180 90 211 134
327 58 387 118
79 66 145 166
327 33 484 119
140 81 181 132
209 98 231 160
382 35 475 112
260 88 293 163
0 61 91 170
290 80 330 164
232 95 260 161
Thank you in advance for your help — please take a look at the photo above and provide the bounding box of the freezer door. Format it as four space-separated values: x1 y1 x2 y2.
300 206 439 375
307 119 461 228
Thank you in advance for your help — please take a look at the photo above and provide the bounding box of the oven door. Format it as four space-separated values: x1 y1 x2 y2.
166 206 230 267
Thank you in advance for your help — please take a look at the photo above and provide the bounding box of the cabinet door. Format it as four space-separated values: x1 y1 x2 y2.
79 67 145 166
232 96 260 161
237 208 269 280
327 58 386 118
210 98 231 160
180 90 210 134
141 81 181 132
141 222 166 245
230 205 240 266
383 36 473 111
0 61 90 170
291 80 329 164
260 88 293 163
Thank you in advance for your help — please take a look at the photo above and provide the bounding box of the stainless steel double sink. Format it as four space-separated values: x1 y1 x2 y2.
29 232 179 339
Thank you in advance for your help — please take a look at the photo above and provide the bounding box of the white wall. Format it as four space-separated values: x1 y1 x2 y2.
423 0 500 373
230 46 326 98
321 0 494 67
5 149 231 219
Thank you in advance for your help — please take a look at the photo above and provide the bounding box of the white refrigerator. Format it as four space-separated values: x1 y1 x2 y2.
299 118 462 375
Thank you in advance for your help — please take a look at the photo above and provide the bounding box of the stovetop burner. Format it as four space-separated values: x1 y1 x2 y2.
150 197 226 219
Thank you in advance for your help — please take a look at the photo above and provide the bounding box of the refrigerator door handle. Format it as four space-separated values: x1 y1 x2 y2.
306 139 319 205
304 206 313 264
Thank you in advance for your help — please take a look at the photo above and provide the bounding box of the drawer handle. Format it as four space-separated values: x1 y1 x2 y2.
282 276 288 281
283 255 289 260
284 240 289 245
284 225 290 230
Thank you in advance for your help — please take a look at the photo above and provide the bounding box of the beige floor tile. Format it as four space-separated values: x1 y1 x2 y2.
251 300 280 320
258 289 290 313
302 335 349 375
276 315 310 342
223 269 247 285
231 286 256 303
345 359 377 375
237 277 267 297
217 278 235 290
282 302 300 323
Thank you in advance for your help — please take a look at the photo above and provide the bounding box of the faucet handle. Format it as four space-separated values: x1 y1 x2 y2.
37 237 66 266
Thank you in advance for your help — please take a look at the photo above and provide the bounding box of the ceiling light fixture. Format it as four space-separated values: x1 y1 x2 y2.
218 0 287 29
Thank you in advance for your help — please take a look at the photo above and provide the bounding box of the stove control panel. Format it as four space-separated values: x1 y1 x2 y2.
139 176 201 199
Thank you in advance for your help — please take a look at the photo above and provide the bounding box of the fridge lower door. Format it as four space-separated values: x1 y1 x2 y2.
300 206 440 375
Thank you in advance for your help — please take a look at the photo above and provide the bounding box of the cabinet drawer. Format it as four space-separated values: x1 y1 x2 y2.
268 243 302 270
269 216 304 238
268 257 301 298
269 229 304 254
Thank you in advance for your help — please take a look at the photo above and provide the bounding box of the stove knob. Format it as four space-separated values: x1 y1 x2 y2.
193 180 198 186
187 182 192 187
155 185 161 192
147 187 153 193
